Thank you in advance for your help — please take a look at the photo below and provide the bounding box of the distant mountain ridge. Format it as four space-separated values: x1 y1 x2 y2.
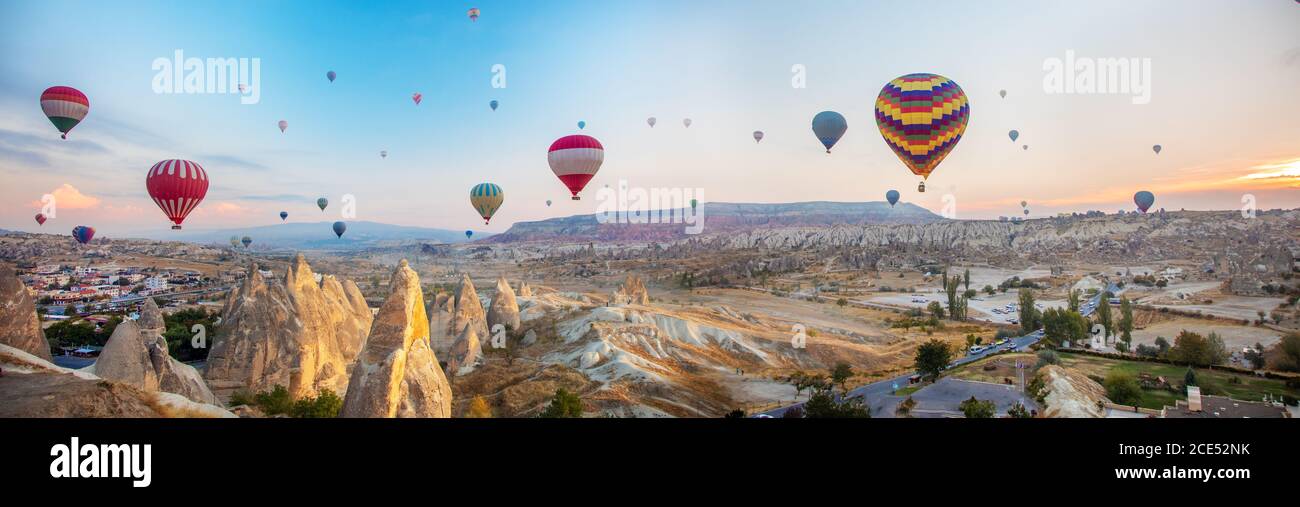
128 221 488 250
490 201 942 243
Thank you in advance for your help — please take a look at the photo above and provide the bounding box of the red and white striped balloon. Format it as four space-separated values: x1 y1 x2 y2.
548 135 603 200
146 159 210 230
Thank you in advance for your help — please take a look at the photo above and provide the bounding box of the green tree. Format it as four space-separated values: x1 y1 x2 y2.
801 385 870 418
1041 307 1088 347
959 397 996 418
1167 330 1227 367
1118 297 1134 343
253 385 294 415
830 363 854 394
1183 367 1198 391
1275 333 1300 372
963 269 971 292
914 339 952 381
1094 292 1114 339
1034 349 1060 369
1006 402 1032 418
289 389 343 418
983 285 996 296
1018 289 1042 334
836 298 848 310
1104 372 1142 406
927 301 945 320
1067 289 1081 313
540 388 584 418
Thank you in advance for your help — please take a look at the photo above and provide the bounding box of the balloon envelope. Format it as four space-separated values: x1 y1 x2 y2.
1134 191 1155 213
811 111 848 153
546 200 552 207
278 120 287 133
753 130 764 143
490 100 498 111
999 89 1007 98
146 159 210 230
465 230 473 239
317 197 328 211
683 118 692 128
875 74 969 186
35 213 46 225
548 135 604 200
380 150 387 158
1008 130 1019 142
41 86 89 140
470 183 504 224
279 211 288 220
647 117 656 127
72 226 95 244
886 190 900 207
332 221 347 238
468 7 479 21
229 236 239 247
241 236 252 247
412 92 422 105
1152 144 1162 154
326 71 336 82
577 121 586 130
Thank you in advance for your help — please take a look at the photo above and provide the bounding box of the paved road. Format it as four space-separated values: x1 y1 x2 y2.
757 283 1119 417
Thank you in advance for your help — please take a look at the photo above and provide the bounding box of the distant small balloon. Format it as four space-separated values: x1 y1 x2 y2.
647 117 656 128
1152 144 1162 154
241 236 252 248
490 100 498 111
886 190 900 207
229 236 239 247
326 71 336 82
35 213 46 225
999 89 1007 99
690 198 698 210
546 199 552 207
1020 200 1027 208
332 221 347 238
279 211 288 221
1008 130 1019 142
468 7 480 22
1023 209 1030 216
317 197 328 211
753 130 764 143
72 226 96 244
278 120 288 133
465 230 473 239
380 150 387 159
412 92 422 105
683 118 692 128
1023 145 1029 151
577 120 586 130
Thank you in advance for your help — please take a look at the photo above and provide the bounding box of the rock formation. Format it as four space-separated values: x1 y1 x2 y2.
87 299 219 405
446 325 482 376
427 292 454 359
428 274 490 373
518 282 532 297
610 275 650 305
1036 365 1109 418
451 274 489 340
1 343 233 418
0 263 52 360
340 260 452 418
204 255 373 399
488 275 521 331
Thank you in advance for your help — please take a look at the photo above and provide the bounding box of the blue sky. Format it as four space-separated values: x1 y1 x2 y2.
1 0 1298 236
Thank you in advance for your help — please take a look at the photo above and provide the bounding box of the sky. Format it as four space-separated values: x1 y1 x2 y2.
1 0 1298 237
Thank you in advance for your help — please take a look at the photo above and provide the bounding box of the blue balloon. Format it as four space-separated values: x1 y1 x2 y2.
1134 191 1155 213
811 111 848 153
332 221 347 238
279 211 288 221
465 230 473 239
886 190 900 207
1008 130 1020 142
490 100 498 111
577 120 586 130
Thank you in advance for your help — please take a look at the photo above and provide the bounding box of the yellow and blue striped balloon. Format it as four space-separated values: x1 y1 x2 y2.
470 183 504 224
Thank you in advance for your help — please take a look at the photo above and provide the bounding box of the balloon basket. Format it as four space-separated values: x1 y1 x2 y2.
917 182 926 193
572 196 580 201
171 225 181 230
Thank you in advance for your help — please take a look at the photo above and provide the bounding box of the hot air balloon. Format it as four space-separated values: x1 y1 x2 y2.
683 118 692 128
35 213 46 226
332 221 347 238
577 120 586 130
1023 209 1030 216
317 197 328 211
875 73 969 192
1152 144 1162 155
1022 145 1029 151
647 117 657 128
241 236 252 248
1008 130 1019 142
280 211 288 221
811 111 848 153
229 236 239 248
690 198 698 210
490 100 498 111
470 183 504 224
753 130 764 143
548 135 604 200
999 89 1007 99
146 159 210 230
278 120 288 133
72 226 95 244
326 70 336 82
886 190 900 207
412 92 422 105
1020 200 1027 208
380 150 388 159
41 86 89 139
468 7 480 21
546 199 552 207
1134 191 1155 213
465 230 473 240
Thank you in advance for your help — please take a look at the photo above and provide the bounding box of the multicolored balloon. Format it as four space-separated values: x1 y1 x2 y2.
146 159 209 230
811 111 848 153
241 236 252 248
468 7 480 22
317 197 328 211
229 236 239 248
326 71 336 83
280 211 288 221
278 120 288 133
548 135 604 200
332 221 347 238
875 73 969 192
753 130 764 143
1134 191 1155 213
886 190 900 207
647 117 657 128
412 92 422 105
41 86 89 140
72 226 95 244
35 213 46 226
490 100 498 111
470 183 504 224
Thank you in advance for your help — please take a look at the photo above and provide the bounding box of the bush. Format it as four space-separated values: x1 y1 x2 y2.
1104 372 1142 406
540 388 584 418
290 389 343 418
959 397 996 418
1035 349 1060 369
254 385 295 415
